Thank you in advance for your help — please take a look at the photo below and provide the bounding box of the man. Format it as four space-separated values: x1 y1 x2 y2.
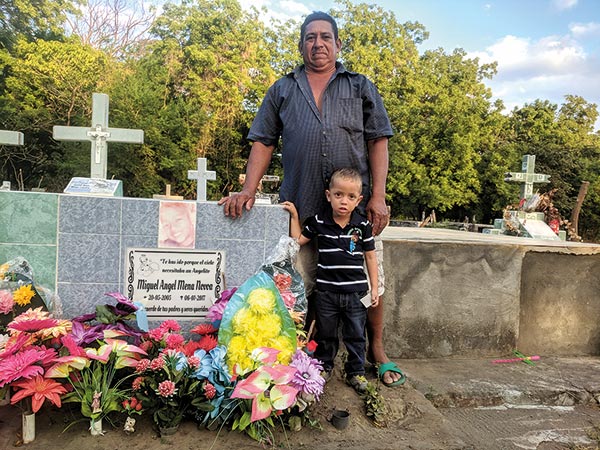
219 11 404 386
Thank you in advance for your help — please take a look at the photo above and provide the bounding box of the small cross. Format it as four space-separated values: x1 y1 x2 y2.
0 130 24 146
152 183 183 200
53 93 144 179
187 157 216 202
504 155 550 201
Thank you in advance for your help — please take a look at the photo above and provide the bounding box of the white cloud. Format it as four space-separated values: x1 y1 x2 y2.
569 21 600 37
280 1 311 15
552 0 578 10
468 32 599 130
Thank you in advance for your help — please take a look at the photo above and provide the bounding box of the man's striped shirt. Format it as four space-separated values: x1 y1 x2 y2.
301 209 375 293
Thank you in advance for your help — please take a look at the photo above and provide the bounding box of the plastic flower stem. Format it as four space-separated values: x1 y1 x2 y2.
492 355 540 364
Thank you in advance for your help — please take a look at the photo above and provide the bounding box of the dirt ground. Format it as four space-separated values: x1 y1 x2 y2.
0 366 465 450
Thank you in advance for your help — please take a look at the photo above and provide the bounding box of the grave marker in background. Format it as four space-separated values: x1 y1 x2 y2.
53 93 144 179
0 130 24 146
187 157 216 202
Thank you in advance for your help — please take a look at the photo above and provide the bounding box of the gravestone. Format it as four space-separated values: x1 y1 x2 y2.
485 155 561 241
53 93 144 180
0 130 24 146
187 157 216 202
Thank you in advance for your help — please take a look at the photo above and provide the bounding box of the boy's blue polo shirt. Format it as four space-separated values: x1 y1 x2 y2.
301 209 375 293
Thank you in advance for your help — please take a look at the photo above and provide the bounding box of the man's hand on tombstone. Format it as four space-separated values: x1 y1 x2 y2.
218 190 256 218
366 196 389 236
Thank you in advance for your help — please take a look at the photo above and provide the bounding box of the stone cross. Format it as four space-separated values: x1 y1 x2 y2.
53 93 144 179
504 154 550 200
187 157 216 202
0 130 24 146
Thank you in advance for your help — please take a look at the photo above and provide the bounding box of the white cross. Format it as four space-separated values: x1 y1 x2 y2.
504 155 550 200
52 93 144 179
0 130 24 146
187 157 216 202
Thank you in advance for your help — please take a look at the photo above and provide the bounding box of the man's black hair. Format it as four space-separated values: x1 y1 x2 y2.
300 11 339 43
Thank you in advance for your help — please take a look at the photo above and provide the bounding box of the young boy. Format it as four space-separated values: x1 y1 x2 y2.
282 168 379 394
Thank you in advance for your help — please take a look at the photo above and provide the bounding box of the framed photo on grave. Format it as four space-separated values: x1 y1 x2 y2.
64 177 123 196
125 248 225 320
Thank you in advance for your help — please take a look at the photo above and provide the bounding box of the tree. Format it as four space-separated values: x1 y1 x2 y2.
64 0 156 59
0 38 110 189
0 0 77 50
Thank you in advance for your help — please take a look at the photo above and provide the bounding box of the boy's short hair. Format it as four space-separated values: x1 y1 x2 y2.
329 168 362 189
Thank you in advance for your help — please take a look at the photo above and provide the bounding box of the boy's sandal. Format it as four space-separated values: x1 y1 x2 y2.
377 361 406 387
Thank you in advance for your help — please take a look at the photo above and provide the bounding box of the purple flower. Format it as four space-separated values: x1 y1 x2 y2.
289 350 325 399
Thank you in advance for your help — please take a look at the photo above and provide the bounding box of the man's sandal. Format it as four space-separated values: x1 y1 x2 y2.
376 361 406 387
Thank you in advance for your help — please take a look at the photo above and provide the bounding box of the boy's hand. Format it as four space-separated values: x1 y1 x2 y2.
371 294 379 308
281 201 298 219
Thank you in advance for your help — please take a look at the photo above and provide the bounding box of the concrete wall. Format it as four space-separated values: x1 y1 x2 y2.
380 227 600 358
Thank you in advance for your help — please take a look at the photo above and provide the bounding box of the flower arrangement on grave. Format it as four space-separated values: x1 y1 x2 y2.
130 320 224 433
0 308 71 411
0 258 54 333
48 334 147 433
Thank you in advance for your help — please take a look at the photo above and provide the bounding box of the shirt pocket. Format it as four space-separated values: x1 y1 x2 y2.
335 98 363 132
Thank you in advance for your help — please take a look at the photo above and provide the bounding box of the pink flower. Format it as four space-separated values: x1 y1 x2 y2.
0 348 45 387
0 289 14 314
150 357 165 371
159 320 180 332
204 382 216 400
135 359 151 373
187 356 200 369
148 327 166 341
8 318 59 333
132 376 144 391
280 290 296 310
157 380 177 397
165 333 184 349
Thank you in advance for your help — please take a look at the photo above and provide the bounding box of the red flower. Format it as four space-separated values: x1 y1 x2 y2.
10 375 67 413
197 335 218 352
182 340 203 357
190 323 217 336
273 273 292 290
306 340 318 353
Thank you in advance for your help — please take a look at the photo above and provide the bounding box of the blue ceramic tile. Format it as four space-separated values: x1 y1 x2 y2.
196 202 266 240
57 282 120 319
58 233 120 282
0 191 58 244
122 198 159 236
59 195 122 234
0 243 57 292
198 238 264 288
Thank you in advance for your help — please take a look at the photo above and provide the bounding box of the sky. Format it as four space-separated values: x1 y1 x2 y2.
238 0 600 129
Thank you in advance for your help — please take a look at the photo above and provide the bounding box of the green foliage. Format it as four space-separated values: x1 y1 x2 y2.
0 0 599 238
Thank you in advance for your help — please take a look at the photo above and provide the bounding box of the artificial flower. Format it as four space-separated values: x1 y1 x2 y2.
251 347 280 365
204 382 216 399
8 318 60 334
0 348 46 387
246 288 276 315
157 380 177 397
231 365 299 422
10 374 67 413
197 334 218 352
0 289 14 314
12 284 35 307
190 323 217 335
273 273 292 291
45 355 88 378
165 333 185 349
289 350 325 400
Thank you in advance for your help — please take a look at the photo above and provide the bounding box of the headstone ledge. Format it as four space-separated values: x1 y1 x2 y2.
63 177 123 197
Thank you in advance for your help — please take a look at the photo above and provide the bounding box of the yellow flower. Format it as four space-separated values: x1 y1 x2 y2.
38 319 72 340
231 307 257 334
256 313 282 340
13 284 35 306
246 288 276 315
0 263 9 280
270 335 295 365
